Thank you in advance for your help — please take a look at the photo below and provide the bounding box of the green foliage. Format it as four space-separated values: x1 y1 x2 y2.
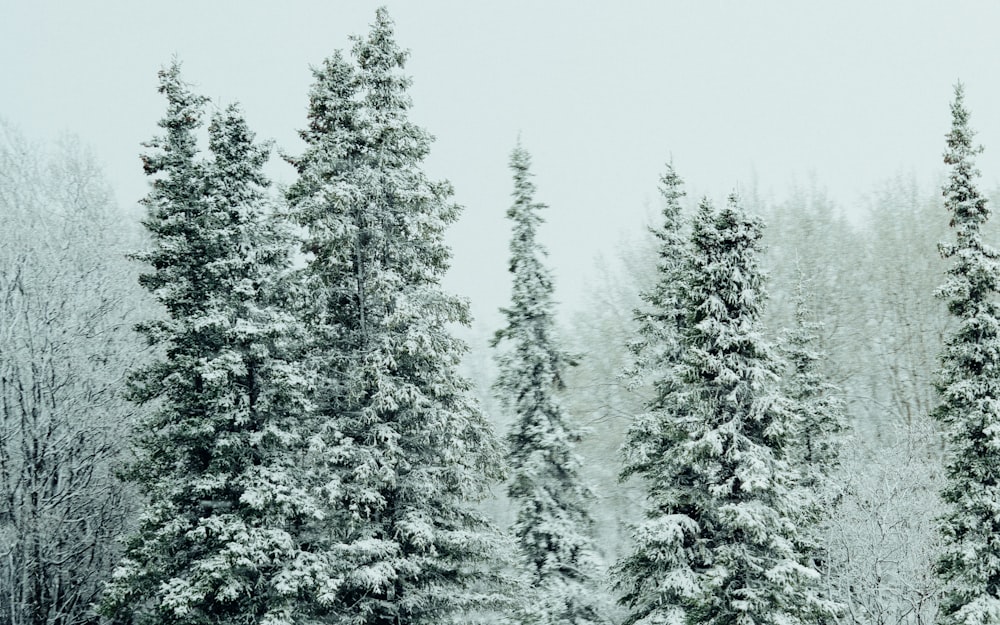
932 83 1000 625
493 143 610 625
286 10 511 625
616 192 838 625
102 63 327 625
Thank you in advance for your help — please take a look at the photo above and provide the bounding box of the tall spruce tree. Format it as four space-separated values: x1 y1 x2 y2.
781 279 845 494
285 9 509 625
624 162 688 390
492 144 609 625
615 194 837 625
102 65 331 625
778 278 845 604
932 83 1000 625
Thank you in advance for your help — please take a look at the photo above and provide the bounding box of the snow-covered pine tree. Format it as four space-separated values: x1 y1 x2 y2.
102 64 332 625
615 194 838 625
492 143 609 625
285 9 509 625
932 83 1000 625
623 162 689 391
613 162 691 621
781 278 845 495
778 277 846 609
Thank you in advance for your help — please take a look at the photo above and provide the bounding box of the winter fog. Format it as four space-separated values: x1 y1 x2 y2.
4 3 1000 625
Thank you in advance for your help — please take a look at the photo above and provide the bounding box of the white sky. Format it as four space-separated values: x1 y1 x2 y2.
5 1 1000 332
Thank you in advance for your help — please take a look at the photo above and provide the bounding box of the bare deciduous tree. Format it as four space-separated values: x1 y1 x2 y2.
0 122 145 625
822 425 943 625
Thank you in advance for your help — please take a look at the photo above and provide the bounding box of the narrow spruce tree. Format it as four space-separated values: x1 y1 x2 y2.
781 279 845 494
778 278 845 601
615 195 837 625
102 65 331 625
613 165 690 625
492 144 609 625
617 162 690 513
933 83 1000 625
625 161 689 389
285 9 509 625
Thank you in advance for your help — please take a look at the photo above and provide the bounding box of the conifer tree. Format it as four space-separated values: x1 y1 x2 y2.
781 280 845 494
778 278 846 602
615 195 837 625
102 64 331 625
285 9 508 625
932 83 1000 625
492 143 609 625
624 162 688 390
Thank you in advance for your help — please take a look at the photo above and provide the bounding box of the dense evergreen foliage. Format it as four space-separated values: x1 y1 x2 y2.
4 11 997 625
932 83 1000 625
285 9 510 625
102 64 327 625
492 144 609 625
616 194 838 625
624 163 689 393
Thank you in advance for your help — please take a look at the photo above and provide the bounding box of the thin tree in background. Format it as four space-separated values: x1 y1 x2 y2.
0 124 143 625
613 163 690 625
492 143 609 625
285 9 510 625
779 277 846 616
102 64 330 625
932 83 1000 625
616 194 838 625
781 277 845 495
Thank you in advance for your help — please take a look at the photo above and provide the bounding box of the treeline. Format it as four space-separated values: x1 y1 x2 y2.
3 8 1000 625
556 170 952 625
547 90 1000 625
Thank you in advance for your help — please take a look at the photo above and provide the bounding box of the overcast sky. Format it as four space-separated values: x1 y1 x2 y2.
5 1 1000 332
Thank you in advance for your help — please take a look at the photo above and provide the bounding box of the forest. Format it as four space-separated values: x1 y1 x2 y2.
3 7 1000 625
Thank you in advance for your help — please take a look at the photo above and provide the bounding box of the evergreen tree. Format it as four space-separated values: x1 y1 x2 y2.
624 162 689 391
102 64 331 625
492 143 609 625
781 279 845 494
615 195 837 625
285 9 509 625
932 83 1000 625
778 278 846 608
